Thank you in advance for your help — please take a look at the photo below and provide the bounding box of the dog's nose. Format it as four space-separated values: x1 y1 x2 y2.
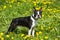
38 15 41 18
38 15 40 18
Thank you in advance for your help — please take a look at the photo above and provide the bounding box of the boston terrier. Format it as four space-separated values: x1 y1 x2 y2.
7 7 42 36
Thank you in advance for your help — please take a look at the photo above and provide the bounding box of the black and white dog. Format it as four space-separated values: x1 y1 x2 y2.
7 7 42 36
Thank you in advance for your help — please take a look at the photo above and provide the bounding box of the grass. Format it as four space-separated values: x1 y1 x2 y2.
0 0 60 40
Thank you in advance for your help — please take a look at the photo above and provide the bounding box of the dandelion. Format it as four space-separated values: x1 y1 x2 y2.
42 14 44 17
6 35 10 38
33 1 36 4
48 9 52 12
0 37 4 40
31 39 34 40
59 17 60 19
43 2 47 5
11 0 15 3
40 38 44 40
36 7 40 10
36 32 39 36
39 31 42 35
53 10 56 13
34 3 36 6
33 1 37 6
17 2 20 6
44 36 49 39
21 34 24 37
55 38 58 40
10 5 12 8
0 32 4 36
3 5 7 9
11 37 14 40
23 35 29 39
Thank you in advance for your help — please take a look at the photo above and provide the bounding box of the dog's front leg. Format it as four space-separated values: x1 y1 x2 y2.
32 29 35 37
28 29 32 36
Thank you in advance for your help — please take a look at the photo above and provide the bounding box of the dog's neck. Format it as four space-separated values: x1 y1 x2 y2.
31 15 35 20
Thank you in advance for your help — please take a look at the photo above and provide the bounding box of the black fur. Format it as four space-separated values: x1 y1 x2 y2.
7 16 33 33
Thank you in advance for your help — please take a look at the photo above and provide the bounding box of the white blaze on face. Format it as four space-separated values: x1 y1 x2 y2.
35 11 41 19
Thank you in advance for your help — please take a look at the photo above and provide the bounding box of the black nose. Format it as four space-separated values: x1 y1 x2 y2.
38 15 40 18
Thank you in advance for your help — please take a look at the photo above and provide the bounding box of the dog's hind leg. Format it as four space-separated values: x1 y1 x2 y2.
7 22 17 34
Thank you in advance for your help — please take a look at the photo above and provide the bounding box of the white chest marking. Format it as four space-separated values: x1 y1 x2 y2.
28 16 35 36
31 16 35 27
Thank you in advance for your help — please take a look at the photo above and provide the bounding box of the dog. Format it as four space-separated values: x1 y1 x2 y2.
7 7 42 36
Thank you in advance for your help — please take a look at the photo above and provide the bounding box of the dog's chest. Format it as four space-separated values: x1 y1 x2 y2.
31 17 35 27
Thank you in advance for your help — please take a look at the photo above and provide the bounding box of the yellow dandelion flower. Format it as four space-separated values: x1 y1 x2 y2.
23 35 29 39
10 5 12 8
11 0 15 3
34 3 36 6
53 10 56 13
3 5 7 9
43 2 47 5
11 37 14 39
59 17 60 19
6 35 10 38
40 38 44 40
33 1 36 4
42 14 44 17
17 2 20 6
1 37 4 40
55 38 58 40
39 31 42 35
36 7 40 10
0 32 4 36
21 34 24 37
48 9 52 12
31 39 34 40
33 1 37 6
36 32 39 36
44 36 49 39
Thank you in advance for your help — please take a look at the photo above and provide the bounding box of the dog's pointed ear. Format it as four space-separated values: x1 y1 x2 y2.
33 7 36 11
40 7 42 12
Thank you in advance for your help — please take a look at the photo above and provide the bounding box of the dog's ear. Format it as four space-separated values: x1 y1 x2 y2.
33 7 36 11
40 7 42 12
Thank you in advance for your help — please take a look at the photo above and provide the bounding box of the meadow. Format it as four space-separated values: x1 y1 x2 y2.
0 0 60 40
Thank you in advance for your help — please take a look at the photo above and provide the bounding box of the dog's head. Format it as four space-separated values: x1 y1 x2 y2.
32 7 42 19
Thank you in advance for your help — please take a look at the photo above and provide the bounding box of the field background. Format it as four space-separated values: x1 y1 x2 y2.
0 0 60 40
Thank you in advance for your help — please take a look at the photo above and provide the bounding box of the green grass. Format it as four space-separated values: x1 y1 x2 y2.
0 0 60 40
